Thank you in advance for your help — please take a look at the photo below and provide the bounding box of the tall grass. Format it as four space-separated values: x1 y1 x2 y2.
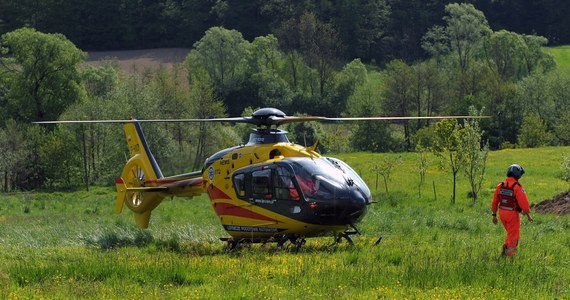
1 147 569 298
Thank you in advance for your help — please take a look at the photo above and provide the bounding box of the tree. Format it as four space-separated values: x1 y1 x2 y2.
382 0 446 63
286 119 324 151
60 65 129 185
516 73 553 122
0 27 86 122
416 146 430 199
0 120 54 190
425 3 491 99
151 64 195 174
417 60 447 122
262 0 390 62
554 111 570 146
382 59 413 150
443 3 491 76
298 12 342 99
334 0 390 60
520 34 555 76
81 64 119 98
482 30 555 82
421 25 450 64
517 113 552 148
247 35 293 108
479 73 521 149
186 26 249 101
211 1 272 41
328 59 367 116
561 153 570 183
275 17 302 93
275 13 345 116
482 30 526 81
373 155 402 194
0 120 28 191
38 126 82 188
187 77 237 170
75 0 123 50
545 70 570 130
347 74 392 152
461 106 488 203
432 119 463 204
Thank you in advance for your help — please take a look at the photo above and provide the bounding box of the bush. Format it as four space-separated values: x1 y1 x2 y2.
517 113 552 148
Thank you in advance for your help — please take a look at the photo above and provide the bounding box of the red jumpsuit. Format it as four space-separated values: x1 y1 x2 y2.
491 177 531 256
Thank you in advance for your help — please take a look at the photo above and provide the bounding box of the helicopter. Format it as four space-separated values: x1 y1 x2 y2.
38 107 483 250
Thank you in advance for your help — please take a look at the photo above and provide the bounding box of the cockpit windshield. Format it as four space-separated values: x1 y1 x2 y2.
327 157 372 199
285 157 370 201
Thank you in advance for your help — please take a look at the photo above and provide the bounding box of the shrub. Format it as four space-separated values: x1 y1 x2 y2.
517 113 552 148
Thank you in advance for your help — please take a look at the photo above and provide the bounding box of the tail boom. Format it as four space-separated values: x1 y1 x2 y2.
115 121 204 228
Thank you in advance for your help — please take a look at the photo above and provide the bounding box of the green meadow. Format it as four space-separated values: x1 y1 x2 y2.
1 147 569 299
547 45 570 71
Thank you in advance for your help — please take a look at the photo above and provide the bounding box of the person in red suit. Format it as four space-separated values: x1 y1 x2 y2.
491 164 534 256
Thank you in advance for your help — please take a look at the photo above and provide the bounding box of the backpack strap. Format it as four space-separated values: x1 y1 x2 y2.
502 181 520 189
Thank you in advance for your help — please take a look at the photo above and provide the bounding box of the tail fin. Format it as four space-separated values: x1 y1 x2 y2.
115 121 166 228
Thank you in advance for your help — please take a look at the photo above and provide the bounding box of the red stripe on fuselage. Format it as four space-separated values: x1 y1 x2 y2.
213 202 280 223
115 178 124 184
207 184 232 200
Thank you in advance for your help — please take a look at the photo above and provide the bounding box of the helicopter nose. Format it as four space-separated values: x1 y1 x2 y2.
344 188 369 224
309 187 369 225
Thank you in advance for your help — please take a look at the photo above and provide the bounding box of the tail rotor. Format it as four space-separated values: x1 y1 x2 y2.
115 122 166 228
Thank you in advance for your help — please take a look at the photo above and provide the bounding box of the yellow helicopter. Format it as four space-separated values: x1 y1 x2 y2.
39 107 481 250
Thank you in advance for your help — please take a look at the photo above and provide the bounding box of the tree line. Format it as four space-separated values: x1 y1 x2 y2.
1 3 569 192
1 0 569 64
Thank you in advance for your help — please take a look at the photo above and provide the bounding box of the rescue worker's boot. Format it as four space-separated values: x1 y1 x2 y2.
505 240 518 257
505 247 517 256
501 244 507 256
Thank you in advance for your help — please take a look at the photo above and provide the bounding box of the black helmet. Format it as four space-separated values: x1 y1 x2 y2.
506 164 525 179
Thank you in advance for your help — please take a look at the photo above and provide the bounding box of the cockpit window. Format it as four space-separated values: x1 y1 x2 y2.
233 173 246 198
232 157 368 204
326 157 371 199
293 168 317 197
252 169 272 198
288 159 339 201
274 166 300 200
285 157 369 201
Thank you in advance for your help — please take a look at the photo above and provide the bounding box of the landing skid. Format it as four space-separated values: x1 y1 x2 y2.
220 236 307 252
219 224 375 251
335 231 356 245
333 224 360 245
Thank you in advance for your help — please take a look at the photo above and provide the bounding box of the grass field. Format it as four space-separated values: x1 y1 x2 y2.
547 45 570 71
1 147 570 299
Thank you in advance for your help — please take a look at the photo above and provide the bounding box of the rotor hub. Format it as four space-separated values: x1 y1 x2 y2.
251 108 287 128
252 108 286 119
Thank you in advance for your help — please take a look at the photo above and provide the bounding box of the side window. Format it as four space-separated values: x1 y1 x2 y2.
252 169 272 198
233 173 246 199
274 167 300 201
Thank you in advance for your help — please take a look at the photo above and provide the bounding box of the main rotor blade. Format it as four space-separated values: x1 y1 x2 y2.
34 114 488 126
34 117 250 125
271 115 489 126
